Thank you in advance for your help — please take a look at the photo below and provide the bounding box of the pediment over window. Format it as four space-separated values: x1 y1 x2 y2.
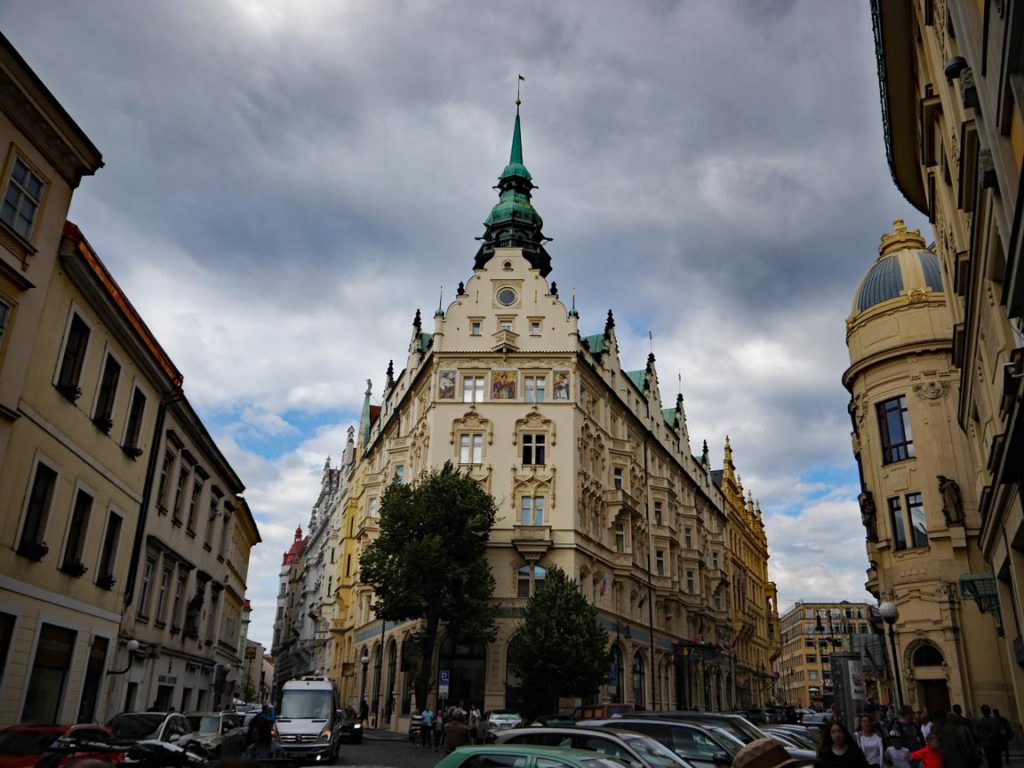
513 410 556 446
448 409 494 445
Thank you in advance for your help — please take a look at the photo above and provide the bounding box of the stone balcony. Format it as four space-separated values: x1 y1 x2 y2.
511 525 553 560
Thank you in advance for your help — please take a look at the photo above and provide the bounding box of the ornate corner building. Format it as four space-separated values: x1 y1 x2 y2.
271 104 780 727
845 220 1013 712
869 0 1024 714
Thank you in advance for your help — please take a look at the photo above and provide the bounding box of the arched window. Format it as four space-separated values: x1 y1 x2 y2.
609 645 624 703
384 640 397 720
632 651 646 710
912 643 944 666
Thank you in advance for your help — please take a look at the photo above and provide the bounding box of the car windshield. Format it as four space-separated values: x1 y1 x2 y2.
772 729 819 750
492 713 520 721
699 717 765 744
107 714 164 740
709 727 746 752
187 716 221 734
279 691 332 719
0 732 60 755
622 734 692 767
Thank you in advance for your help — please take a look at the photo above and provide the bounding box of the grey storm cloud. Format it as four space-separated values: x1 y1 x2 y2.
2 0 931 641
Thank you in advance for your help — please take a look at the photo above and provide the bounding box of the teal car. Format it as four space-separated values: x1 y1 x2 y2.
434 743 634 768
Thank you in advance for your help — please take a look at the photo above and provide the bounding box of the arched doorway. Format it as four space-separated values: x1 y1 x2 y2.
632 651 646 710
505 635 525 711
609 645 624 703
910 642 949 713
384 640 397 721
439 636 486 709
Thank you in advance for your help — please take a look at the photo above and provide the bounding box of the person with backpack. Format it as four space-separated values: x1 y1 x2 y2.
935 709 978 768
993 709 1012 763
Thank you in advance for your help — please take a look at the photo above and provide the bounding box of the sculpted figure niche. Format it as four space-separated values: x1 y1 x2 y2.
937 475 964 526
859 490 877 542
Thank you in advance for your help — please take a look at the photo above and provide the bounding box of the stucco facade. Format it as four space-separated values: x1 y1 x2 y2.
871 0 1024 713
844 221 1013 715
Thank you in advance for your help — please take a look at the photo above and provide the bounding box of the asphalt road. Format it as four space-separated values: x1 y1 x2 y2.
335 730 450 767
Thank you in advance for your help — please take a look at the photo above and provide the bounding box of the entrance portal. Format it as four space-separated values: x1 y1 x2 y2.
439 637 485 709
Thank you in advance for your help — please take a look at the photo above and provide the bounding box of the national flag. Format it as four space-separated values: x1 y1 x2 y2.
638 592 646 608
599 577 608 596
518 74 525 81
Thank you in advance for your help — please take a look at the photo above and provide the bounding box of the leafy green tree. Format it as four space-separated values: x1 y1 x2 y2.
359 462 498 710
508 566 611 717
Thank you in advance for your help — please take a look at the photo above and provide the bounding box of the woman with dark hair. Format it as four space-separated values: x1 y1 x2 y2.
817 720 871 768
857 713 885 768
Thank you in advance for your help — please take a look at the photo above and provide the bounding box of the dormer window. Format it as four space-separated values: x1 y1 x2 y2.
471 322 481 336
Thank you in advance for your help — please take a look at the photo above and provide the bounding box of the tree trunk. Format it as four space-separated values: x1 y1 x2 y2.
414 613 440 711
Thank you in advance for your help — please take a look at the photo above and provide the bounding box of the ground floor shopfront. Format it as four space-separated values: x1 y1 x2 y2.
343 615 739 732
0 577 119 727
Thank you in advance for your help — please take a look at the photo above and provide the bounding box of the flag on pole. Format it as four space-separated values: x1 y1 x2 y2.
518 74 525 81
599 577 608 596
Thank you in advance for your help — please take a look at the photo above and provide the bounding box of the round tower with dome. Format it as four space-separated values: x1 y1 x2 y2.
843 220 1011 716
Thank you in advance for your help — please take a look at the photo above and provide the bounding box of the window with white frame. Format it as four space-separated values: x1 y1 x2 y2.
1 157 44 239
138 558 156 617
459 433 483 464
517 564 547 598
157 450 175 512
684 527 693 549
463 376 485 402
155 566 172 623
521 433 546 465
524 375 546 403
92 354 121 433
614 522 626 553
18 461 57 557
530 320 542 336
186 480 202 533
470 321 481 336
172 464 191 523
654 501 662 525
520 496 545 526
613 467 624 490
686 570 695 594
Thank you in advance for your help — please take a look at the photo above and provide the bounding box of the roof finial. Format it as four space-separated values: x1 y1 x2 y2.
569 286 578 318
435 286 444 317
511 76 525 165
516 73 524 108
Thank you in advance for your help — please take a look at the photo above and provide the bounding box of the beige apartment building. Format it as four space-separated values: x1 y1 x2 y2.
712 439 781 708
325 105 777 729
871 0 1024 712
778 601 888 710
111 395 259 716
844 221 1013 714
0 222 182 726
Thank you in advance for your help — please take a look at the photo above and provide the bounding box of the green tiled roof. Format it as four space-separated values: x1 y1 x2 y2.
413 332 433 353
583 334 608 354
626 370 646 392
662 408 678 428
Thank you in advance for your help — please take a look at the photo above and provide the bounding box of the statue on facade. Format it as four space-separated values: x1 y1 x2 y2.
183 592 204 638
938 475 964 525
859 490 877 542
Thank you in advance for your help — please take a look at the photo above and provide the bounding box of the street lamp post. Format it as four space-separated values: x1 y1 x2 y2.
359 652 370 719
814 612 827 710
878 602 902 708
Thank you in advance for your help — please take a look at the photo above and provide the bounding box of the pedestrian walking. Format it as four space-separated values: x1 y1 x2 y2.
992 710 1011 763
359 698 369 726
469 704 481 744
410 707 423 746
884 733 912 768
893 707 925 753
857 714 885 768
444 710 471 755
935 709 977 768
421 706 434 748
817 720 870 768
920 712 933 741
433 706 445 750
909 732 943 768
975 705 1004 768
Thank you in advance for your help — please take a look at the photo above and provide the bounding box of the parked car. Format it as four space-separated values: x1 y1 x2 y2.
761 726 821 751
483 710 524 741
434 744 634 767
498 725 697 768
576 704 634 721
531 714 578 727
0 724 123 768
581 718 737 768
106 712 192 745
182 712 246 757
799 712 832 726
621 711 815 762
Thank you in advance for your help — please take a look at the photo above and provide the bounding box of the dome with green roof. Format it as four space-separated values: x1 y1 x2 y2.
473 104 552 276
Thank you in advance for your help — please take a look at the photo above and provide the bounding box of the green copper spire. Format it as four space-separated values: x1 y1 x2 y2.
474 91 551 276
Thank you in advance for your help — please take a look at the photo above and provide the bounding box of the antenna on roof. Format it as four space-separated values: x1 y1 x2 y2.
649 330 654 356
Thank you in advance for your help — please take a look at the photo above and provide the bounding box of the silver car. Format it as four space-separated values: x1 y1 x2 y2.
483 710 524 741
497 725 697 768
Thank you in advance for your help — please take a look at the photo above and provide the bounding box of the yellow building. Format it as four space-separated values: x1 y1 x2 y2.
871 0 1024 712
779 601 888 710
713 438 781 707
329 104 772 729
844 220 1013 714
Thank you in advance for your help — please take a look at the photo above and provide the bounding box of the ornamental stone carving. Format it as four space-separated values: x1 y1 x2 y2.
913 381 949 400
859 491 878 542
938 475 964 526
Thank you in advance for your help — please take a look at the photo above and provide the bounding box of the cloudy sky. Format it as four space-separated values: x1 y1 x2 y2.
4 1 929 648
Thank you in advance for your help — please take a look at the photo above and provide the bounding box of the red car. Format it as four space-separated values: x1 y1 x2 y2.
0 724 123 767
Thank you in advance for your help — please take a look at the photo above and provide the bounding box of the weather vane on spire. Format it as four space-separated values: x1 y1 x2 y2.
516 73 525 107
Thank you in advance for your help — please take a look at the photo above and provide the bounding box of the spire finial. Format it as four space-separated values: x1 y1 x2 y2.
516 73 524 108
435 286 444 317
510 77 525 165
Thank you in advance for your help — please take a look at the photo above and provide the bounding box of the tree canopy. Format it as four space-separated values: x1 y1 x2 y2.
359 462 498 709
508 565 610 717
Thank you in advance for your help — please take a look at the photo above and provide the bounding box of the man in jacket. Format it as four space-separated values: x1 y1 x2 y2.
935 709 976 768
975 705 1004 768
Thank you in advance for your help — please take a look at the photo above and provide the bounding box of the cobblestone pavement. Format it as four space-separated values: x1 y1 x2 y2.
334 730 450 767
